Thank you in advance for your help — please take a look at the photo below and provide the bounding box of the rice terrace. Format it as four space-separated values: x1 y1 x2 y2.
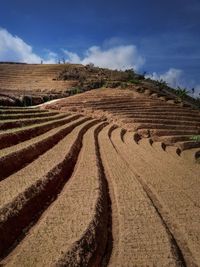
0 62 199 267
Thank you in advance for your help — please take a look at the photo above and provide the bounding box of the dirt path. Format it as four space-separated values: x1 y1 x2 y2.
110 128 200 266
45 88 200 153
0 114 76 149
99 125 181 266
0 116 87 180
0 118 98 257
0 89 200 266
3 122 109 266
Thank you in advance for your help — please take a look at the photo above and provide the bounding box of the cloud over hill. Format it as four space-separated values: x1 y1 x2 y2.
0 28 145 71
0 28 42 63
63 45 145 71
147 68 183 88
0 27 200 95
0 28 56 64
146 68 200 96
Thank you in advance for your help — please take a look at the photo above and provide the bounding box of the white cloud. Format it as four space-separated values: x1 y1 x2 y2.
0 28 57 64
63 44 145 71
147 68 184 88
63 50 81 63
1 28 199 96
42 50 58 64
0 28 42 63
0 28 144 69
146 68 200 97
194 85 200 97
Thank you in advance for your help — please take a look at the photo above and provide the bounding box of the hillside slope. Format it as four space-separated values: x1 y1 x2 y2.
0 65 200 266
0 63 199 109
0 104 199 266
0 63 80 92
0 63 80 105
44 87 200 155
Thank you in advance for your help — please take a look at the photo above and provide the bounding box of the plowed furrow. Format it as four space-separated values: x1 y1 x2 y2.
0 119 98 258
111 128 188 266
87 101 170 108
175 140 200 151
110 107 199 113
0 114 80 149
0 112 59 120
133 122 199 131
0 109 49 114
122 118 200 126
89 106 189 113
151 135 194 144
0 116 90 181
98 101 193 108
122 112 200 122
1 122 110 266
98 125 180 266
113 110 200 118
120 131 200 265
0 107 38 110
0 114 67 130
88 102 163 108
146 128 200 137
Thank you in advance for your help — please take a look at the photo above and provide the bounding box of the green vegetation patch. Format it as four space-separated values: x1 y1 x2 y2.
69 87 83 95
128 79 141 85
190 135 200 142
174 87 190 100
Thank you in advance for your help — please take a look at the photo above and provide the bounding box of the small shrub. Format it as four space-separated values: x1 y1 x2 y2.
43 95 50 102
154 79 168 90
194 97 200 108
190 135 200 142
86 63 95 69
137 87 145 93
124 68 136 80
120 82 128 89
128 79 141 85
22 95 33 106
69 87 83 95
174 86 189 100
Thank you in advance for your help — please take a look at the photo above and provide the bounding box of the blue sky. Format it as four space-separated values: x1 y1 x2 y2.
0 0 200 94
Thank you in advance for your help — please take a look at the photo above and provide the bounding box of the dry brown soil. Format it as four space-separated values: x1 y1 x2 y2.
0 87 200 266
0 64 78 94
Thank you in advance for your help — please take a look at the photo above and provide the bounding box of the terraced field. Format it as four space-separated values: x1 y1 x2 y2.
0 87 200 266
0 64 82 106
45 87 200 155
0 64 78 94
